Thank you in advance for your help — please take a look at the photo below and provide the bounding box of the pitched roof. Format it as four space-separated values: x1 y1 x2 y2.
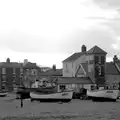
87 45 107 54
62 52 85 62
105 62 120 75
57 77 93 84
0 62 23 68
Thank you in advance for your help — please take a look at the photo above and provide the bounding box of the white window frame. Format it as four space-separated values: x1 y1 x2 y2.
2 68 6 74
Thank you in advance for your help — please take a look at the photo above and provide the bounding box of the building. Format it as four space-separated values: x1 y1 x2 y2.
39 69 62 77
57 77 94 92
0 58 23 92
62 45 107 86
22 59 40 88
0 58 41 91
105 55 120 87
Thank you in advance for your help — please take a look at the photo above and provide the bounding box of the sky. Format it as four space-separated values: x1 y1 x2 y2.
0 0 120 68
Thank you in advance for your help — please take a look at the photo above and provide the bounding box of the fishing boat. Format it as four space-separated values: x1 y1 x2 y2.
87 88 119 102
30 89 74 102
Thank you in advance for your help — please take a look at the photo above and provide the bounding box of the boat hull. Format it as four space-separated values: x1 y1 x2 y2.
30 90 73 102
0 92 8 97
87 89 119 102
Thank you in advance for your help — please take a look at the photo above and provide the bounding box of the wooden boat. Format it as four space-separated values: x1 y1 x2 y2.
87 89 119 102
30 89 74 102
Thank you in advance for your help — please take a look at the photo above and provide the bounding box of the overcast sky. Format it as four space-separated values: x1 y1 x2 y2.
0 0 120 68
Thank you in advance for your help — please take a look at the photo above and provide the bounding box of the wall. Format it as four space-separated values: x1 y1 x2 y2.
86 54 94 62
6 68 13 92
63 62 74 77
73 54 87 76
58 83 94 93
87 54 95 82
105 75 120 86
63 54 87 77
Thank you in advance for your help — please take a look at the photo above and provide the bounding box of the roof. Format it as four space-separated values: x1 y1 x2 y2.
81 63 88 74
105 62 120 75
57 77 93 84
39 69 63 76
87 45 107 54
23 62 39 69
62 52 85 62
0 62 23 68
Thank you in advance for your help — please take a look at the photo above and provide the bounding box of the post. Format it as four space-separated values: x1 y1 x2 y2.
20 93 23 108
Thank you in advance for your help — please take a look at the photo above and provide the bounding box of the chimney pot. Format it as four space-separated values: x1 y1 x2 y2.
81 45 87 52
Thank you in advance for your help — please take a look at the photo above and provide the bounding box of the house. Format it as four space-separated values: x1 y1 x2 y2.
57 77 94 92
105 61 120 87
0 58 23 91
104 55 120 87
62 45 107 86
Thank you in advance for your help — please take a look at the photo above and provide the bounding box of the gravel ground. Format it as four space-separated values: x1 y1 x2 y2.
0 94 120 119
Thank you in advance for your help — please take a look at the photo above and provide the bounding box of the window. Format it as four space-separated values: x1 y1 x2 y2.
72 62 73 68
101 56 105 65
66 64 67 68
20 68 23 73
101 66 105 77
95 66 99 77
2 68 6 74
13 68 16 74
95 56 99 64
60 85 66 90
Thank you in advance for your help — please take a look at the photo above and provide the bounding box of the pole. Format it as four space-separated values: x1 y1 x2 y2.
20 93 23 108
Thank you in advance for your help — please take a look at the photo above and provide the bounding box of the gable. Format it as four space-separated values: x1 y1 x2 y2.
75 64 86 77
87 45 107 54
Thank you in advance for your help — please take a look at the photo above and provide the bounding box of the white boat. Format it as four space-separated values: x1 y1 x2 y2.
0 92 8 97
30 89 74 102
87 89 119 102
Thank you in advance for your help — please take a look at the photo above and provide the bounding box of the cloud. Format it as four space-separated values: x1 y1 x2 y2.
111 36 120 52
93 0 120 9
0 0 120 66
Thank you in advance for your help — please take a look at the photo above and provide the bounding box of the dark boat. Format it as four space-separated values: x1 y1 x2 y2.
16 86 57 99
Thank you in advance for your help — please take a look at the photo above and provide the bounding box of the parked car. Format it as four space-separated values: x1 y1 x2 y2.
72 88 88 100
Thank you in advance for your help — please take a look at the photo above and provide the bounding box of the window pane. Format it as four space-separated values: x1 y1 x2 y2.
13 68 16 74
95 56 99 64
101 56 105 64
101 66 105 77
2 68 6 74
20 68 23 73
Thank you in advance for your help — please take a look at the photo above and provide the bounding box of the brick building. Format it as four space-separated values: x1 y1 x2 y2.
0 58 23 92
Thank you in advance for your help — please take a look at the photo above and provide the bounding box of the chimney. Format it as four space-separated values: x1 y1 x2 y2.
52 64 56 71
6 58 10 63
81 45 87 52
113 55 119 63
23 59 28 66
